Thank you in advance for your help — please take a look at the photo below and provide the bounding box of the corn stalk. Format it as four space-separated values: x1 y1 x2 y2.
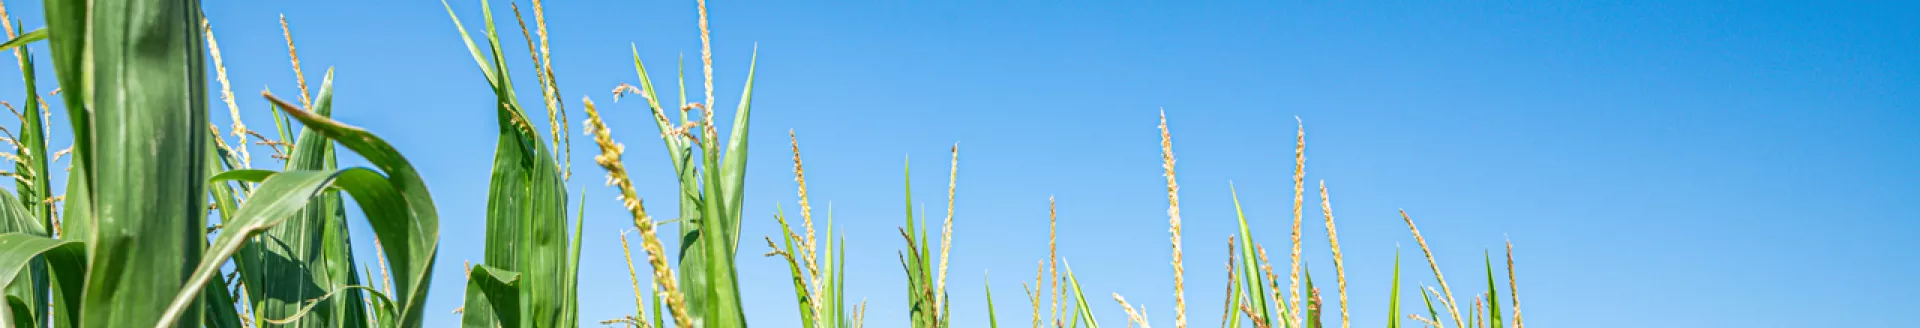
440 0 583 327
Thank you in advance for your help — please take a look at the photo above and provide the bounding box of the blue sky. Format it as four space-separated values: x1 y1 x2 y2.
3 0 1916 327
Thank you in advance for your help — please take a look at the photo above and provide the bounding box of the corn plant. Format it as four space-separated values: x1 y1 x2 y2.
229 67 384 328
0 6 53 328
580 0 757 326
0 0 440 327
896 146 960 328
1145 116 1524 328
440 0 586 327
764 131 863 328
1026 197 1098 328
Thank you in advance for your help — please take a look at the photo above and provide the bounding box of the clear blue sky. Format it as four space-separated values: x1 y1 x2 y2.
3 1 1916 327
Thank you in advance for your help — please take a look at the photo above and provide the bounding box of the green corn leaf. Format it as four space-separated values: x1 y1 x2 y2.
691 118 745 327
48 178 86 328
1484 252 1501 328
445 2 581 326
0 190 46 328
1224 260 1242 328
200 132 246 328
233 68 366 328
445 1 577 325
563 195 586 326
651 276 664 328
824 214 839 328
259 285 400 326
461 264 522 328
0 232 82 327
834 237 847 328
167 166 422 328
76 0 212 326
1388 252 1402 328
630 46 723 328
1418 287 1438 328
268 94 441 328
163 169 343 327
985 273 998 328
772 208 817 327
199 264 245 328
0 234 81 310
627 45 679 155
40 3 93 324
13 44 52 237
1227 185 1272 324
43 0 90 188
5 295 33 328
1064 264 1098 328
1304 269 1319 328
0 233 73 289
899 160 941 328
0 27 43 53
716 50 756 253
671 38 753 328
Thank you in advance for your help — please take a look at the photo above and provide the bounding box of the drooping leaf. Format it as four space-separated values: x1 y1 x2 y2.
0 233 76 291
0 232 77 327
268 94 441 328
0 191 45 328
159 170 341 326
234 68 366 328
461 264 521 328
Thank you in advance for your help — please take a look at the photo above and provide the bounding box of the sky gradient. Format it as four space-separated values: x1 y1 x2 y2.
1 1 1914 327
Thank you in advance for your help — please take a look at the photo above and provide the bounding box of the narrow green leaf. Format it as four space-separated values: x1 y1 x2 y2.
985 273 998 328
13 44 53 237
1227 185 1272 323
772 209 816 327
563 194 586 326
1224 260 1243 328
0 28 45 53
1304 269 1319 328
1484 252 1501 328
1064 263 1098 328
1418 286 1439 328
1388 252 1402 328
716 49 756 248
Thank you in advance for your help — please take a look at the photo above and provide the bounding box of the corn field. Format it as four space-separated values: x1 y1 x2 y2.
0 1 1527 328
